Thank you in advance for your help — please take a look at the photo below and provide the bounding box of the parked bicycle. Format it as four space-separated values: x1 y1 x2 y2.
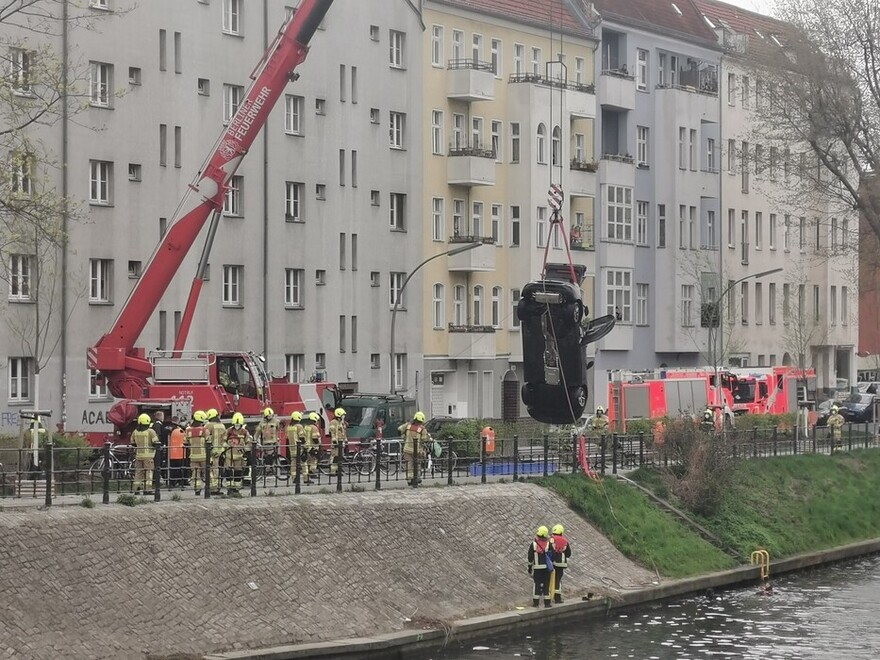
420 439 458 478
243 444 291 484
316 440 378 477
88 445 134 480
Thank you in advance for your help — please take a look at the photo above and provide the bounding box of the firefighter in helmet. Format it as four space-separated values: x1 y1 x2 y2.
827 405 845 448
223 412 249 494
527 525 553 608
131 413 159 494
549 524 572 603
207 408 226 493
186 410 209 495
328 407 347 478
287 411 307 484
399 411 430 487
701 407 716 432
590 406 610 439
302 412 322 481
254 407 279 467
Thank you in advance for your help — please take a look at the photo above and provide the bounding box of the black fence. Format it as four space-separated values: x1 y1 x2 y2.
1 422 875 504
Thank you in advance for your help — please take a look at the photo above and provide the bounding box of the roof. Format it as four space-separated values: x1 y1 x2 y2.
430 0 596 41
591 0 719 48
692 0 795 57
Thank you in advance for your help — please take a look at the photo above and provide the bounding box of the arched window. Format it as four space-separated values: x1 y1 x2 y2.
491 286 502 327
551 125 561 166
453 285 465 325
473 285 484 325
536 123 546 164
432 283 445 329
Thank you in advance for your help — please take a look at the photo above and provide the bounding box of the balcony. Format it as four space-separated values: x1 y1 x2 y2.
508 72 595 95
448 324 496 360
598 69 635 110
447 142 496 186
447 237 496 272
569 224 594 251
569 158 598 195
447 59 495 102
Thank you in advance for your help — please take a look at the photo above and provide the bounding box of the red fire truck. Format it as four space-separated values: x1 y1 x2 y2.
86 0 338 443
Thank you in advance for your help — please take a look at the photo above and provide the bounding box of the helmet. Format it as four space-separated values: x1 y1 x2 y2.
832 405 839 412
231 412 244 426
536 525 549 538
308 412 320 423
193 410 208 423
334 407 346 418
263 407 274 418
291 411 303 422
596 406 605 414
552 524 564 535
137 413 151 426
207 408 219 420
414 411 426 423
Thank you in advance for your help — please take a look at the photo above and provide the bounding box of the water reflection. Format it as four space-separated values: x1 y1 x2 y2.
437 555 880 659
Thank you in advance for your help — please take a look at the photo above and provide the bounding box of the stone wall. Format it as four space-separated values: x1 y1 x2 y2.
0 483 655 659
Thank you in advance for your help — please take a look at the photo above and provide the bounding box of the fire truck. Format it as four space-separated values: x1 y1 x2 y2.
87 0 338 442
607 366 815 429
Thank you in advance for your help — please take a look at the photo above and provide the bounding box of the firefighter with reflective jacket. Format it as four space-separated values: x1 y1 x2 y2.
527 526 553 608
254 407 279 467
328 407 347 477
701 407 716 433
185 410 209 495
590 406 610 439
287 411 308 483
827 405 845 447
223 412 249 494
302 412 322 482
399 411 430 486
131 413 159 494
549 524 572 603
207 408 226 494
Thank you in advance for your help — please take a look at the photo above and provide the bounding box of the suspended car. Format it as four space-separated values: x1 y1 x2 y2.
518 263 615 424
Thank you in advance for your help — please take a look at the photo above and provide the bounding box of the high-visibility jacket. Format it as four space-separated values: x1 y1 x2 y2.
224 426 250 462
399 421 429 455
527 538 551 570
186 424 208 461
287 423 304 446
550 534 571 568
168 428 186 460
131 427 159 460
255 419 278 446
329 418 346 444
302 423 321 450
209 420 227 447
590 415 609 435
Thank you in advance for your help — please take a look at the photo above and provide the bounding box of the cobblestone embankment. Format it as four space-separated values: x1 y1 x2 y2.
0 483 655 659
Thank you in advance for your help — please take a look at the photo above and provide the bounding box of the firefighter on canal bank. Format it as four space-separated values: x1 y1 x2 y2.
328 407 347 478
287 411 306 484
827 405 845 449
207 409 226 494
549 524 572 603
186 410 209 495
131 413 159 494
400 411 430 487
254 408 279 468
590 406 610 439
527 525 553 608
302 412 322 483
223 412 249 494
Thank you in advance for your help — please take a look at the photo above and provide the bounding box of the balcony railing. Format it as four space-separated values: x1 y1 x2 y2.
570 225 594 251
570 158 598 172
449 235 496 245
508 72 595 94
600 68 635 81
448 324 496 333
447 58 496 73
601 153 635 164
448 140 495 159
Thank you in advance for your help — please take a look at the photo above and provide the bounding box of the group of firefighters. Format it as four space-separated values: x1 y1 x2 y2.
128 406 437 494
527 524 572 607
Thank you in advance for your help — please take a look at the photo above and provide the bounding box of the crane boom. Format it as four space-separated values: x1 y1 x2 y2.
88 0 334 398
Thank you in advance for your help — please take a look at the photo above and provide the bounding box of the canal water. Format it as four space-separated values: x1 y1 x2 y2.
436 555 880 659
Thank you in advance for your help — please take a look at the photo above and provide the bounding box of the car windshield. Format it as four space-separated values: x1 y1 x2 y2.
847 394 874 408
344 405 376 428
733 381 756 402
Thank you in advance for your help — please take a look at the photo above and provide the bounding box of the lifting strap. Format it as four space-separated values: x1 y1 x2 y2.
540 184 579 285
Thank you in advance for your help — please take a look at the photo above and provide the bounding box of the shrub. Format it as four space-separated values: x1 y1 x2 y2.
116 493 148 507
79 497 95 508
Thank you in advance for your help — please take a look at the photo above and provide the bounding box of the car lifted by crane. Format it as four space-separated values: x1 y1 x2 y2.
87 0 338 442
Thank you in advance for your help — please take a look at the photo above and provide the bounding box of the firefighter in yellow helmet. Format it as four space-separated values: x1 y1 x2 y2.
302 412 322 481
527 525 553 608
287 411 308 484
827 404 845 449
254 407 279 469
590 406 610 439
328 407 347 478
185 410 209 495
206 408 226 494
223 412 249 494
549 524 572 603
131 413 159 494
399 411 430 487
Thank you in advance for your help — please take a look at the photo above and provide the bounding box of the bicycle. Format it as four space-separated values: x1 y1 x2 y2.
316 441 377 477
243 444 291 484
88 445 134 480
420 440 458 478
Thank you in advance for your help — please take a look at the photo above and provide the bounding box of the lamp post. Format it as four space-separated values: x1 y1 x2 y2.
389 241 482 395
707 267 783 407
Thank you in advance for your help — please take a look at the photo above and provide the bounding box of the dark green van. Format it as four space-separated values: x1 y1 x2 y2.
341 394 417 450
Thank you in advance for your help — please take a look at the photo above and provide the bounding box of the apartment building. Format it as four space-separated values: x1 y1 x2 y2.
418 0 599 419
0 0 424 435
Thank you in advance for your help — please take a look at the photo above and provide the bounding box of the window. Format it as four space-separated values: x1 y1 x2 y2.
636 283 648 326
536 206 547 248
842 286 848 325
316 353 326 371
471 116 483 149
636 201 648 246
511 288 521 328
223 84 243 123
10 48 32 93
8 254 32 301
575 56 585 83
223 0 241 35
284 269 304 308
636 49 648 90
284 94 304 135
679 127 687 168
452 199 464 237
741 282 750 324
197 77 209 95
369 24 379 41
707 210 716 248
741 75 750 107
510 122 520 163
830 286 837 326
681 285 694 326
128 260 141 278
389 30 404 68
431 110 443 155
606 270 632 323
755 212 763 249
315 269 326 286
727 72 736 105
510 205 521 247
491 39 502 76
689 129 697 170
432 283 445 329
606 185 633 241
389 192 406 230
574 133 585 161
90 61 112 107
389 111 405 148
679 205 687 249
728 139 736 174
452 29 464 61
531 47 541 75
637 126 649 166
551 126 561 166
88 368 108 399
657 204 666 248
755 282 763 325
492 287 502 327
159 124 167 166
286 354 305 383
784 214 791 250
174 126 181 168
159 28 167 71
799 216 806 250
8 357 31 402
453 284 465 325
472 33 483 63
473 285 484 325
222 265 243 305
783 283 791 325
390 272 405 307
11 152 32 196
432 197 444 242
351 233 358 271
769 214 777 249
491 120 501 161
224 175 242 216
813 285 820 323
689 206 696 248
769 283 777 325
370 354 381 369
707 138 716 171
284 181 303 222
89 160 112 204
89 258 113 303
831 216 839 250
472 201 483 238
338 315 346 352
174 31 182 74
536 124 547 164
394 354 406 391
431 25 443 66
491 204 501 244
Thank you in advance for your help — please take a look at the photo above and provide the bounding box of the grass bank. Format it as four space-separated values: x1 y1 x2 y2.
540 449 880 580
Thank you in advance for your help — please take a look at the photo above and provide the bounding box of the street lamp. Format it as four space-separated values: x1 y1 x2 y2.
707 267 783 406
389 241 482 395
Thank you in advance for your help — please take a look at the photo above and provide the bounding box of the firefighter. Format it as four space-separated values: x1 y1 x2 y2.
207 408 226 494
701 407 716 432
287 411 307 483
590 406 610 438
549 524 572 603
527 525 553 608
328 407 347 477
399 411 430 487
302 412 322 482
827 405 845 448
254 407 279 468
224 412 249 494
131 413 159 494
167 417 186 489
186 410 209 495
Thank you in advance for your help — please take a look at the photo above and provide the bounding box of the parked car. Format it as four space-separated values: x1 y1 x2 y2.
840 393 878 424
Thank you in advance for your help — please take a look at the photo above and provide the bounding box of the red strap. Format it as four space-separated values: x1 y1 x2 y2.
540 207 579 285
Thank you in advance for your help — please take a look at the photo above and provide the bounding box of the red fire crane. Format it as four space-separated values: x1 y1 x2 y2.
87 0 338 441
